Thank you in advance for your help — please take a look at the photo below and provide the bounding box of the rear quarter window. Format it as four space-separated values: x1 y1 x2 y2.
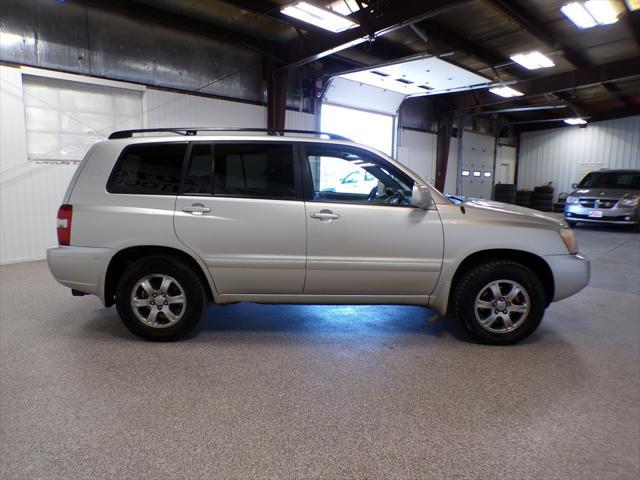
107 143 187 195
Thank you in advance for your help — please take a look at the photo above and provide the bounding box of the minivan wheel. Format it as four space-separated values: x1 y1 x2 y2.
453 261 546 345
116 256 206 341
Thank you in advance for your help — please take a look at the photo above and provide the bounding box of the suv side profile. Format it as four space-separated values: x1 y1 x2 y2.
48 128 590 344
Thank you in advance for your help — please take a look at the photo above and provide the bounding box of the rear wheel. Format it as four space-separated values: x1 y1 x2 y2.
116 256 206 341
453 261 546 345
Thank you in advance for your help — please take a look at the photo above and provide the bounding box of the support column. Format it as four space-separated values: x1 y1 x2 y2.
267 68 288 131
434 113 453 193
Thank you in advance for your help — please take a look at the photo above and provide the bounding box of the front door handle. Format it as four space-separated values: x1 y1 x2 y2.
182 203 211 215
310 210 341 221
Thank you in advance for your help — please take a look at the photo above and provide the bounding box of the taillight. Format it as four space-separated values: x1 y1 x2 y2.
57 204 73 246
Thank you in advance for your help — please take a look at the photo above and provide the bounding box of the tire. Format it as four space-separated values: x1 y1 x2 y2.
532 192 553 201
516 190 533 198
116 256 207 341
494 183 515 192
567 221 577 228
453 261 546 345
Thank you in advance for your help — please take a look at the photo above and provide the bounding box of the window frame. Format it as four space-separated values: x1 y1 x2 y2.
299 142 416 208
106 141 190 196
178 141 303 202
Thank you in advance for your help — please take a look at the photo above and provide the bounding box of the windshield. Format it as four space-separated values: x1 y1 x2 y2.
578 171 640 189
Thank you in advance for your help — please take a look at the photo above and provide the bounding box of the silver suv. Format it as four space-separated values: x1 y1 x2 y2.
564 169 640 227
47 128 590 344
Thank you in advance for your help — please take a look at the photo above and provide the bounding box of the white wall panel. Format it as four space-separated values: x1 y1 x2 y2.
285 110 316 131
1 66 78 264
518 116 640 196
397 128 437 182
145 89 267 128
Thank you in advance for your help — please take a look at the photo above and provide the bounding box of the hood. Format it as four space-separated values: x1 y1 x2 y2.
570 188 640 199
461 198 565 230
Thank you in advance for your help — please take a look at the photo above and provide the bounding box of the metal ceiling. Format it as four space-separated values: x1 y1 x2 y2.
117 0 639 129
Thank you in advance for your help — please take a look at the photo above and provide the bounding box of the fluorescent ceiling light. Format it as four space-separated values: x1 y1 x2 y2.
328 0 362 16
510 51 555 70
561 1 619 28
564 118 587 125
281 1 358 33
584 0 619 25
625 0 640 12
561 2 597 28
489 86 524 98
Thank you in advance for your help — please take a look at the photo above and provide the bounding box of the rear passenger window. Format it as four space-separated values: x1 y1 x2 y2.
108 143 187 195
213 143 296 199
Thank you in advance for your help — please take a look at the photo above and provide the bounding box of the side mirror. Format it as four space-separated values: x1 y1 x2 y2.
412 184 433 209
571 182 577 189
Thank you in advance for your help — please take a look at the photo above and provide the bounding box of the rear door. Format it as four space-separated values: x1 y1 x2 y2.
301 143 444 295
174 141 306 294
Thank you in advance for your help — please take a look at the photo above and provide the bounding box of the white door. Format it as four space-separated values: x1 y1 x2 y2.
174 142 306 294
302 144 444 295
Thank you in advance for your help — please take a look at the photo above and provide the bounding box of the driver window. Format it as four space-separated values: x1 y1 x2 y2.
305 145 413 206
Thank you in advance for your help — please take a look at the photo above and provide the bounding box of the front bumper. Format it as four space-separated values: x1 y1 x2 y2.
544 253 590 302
564 204 638 224
47 246 115 304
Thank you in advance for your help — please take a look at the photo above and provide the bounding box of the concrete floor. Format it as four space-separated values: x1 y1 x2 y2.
1 226 639 480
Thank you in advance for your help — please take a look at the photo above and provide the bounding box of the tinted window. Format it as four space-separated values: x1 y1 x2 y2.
108 143 187 195
183 143 213 195
213 143 296 199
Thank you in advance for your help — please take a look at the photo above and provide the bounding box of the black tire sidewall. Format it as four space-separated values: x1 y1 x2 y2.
116 257 206 341
454 261 546 345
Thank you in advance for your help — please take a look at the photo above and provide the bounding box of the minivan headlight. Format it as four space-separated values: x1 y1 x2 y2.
565 196 578 204
559 228 578 254
618 196 638 208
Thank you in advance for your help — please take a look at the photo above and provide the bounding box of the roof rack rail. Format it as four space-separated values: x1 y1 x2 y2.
108 127 352 141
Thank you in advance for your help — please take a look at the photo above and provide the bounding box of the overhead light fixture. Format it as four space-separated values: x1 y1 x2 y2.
281 1 358 33
561 1 619 29
564 118 587 125
489 86 524 98
510 51 555 70
625 0 640 12
584 0 619 24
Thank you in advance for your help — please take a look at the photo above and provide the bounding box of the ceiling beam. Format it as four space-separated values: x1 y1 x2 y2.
452 56 640 110
270 0 470 69
484 0 590 68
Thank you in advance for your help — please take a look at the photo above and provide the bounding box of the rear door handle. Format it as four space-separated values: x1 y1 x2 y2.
310 210 341 221
182 203 211 215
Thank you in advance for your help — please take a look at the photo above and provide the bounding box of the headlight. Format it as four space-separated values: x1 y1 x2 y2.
565 196 578 204
618 196 638 208
559 228 578 254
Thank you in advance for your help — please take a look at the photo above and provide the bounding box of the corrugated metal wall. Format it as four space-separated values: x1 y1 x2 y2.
0 0 263 102
518 116 640 195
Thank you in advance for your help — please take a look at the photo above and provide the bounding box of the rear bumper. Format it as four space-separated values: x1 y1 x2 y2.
47 246 115 304
544 253 590 302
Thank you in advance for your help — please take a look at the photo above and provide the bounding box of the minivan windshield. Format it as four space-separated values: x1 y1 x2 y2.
578 171 640 189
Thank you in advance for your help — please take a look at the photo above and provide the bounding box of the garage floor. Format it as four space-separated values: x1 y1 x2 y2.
1 226 638 480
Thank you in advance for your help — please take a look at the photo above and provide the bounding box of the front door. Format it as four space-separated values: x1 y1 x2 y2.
301 143 444 295
174 141 306 294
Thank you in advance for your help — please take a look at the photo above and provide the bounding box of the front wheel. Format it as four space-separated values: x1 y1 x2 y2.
116 256 207 341
453 261 546 345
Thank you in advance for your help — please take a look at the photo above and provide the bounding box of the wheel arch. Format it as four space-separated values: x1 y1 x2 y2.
104 246 214 307
448 249 555 312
